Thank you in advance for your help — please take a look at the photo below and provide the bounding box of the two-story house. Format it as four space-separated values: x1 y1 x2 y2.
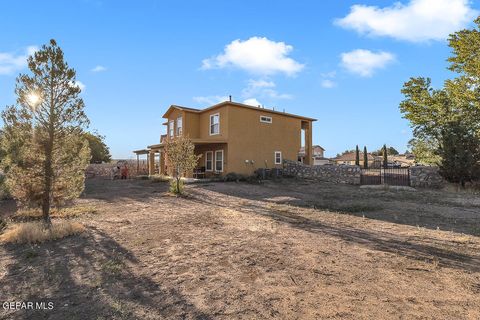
135 100 316 177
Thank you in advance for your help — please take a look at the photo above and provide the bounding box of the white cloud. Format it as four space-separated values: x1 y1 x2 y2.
336 0 478 42
193 95 228 105
0 46 38 75
321 79 337 88
91 65 107 72
242 79 292 100
243 98 262 107
201 37 304 76
341 49 395 77
320 70 337 88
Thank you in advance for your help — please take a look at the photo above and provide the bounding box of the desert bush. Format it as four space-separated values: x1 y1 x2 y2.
0 220 85 244
12 206 97 222
169 179 184 194
223 172 248 182
136 175 150 180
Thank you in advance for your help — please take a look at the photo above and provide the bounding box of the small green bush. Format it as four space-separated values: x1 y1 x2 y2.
169 179 184 194
223 172 248 182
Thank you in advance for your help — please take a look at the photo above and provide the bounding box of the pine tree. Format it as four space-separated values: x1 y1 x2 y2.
363 146 368 169
355 145 360 166
0 39 90 227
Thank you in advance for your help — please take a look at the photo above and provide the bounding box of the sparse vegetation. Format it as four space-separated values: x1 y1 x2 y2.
150 174 170 183
12 205 97 221
169 179 184 194
0 220 85 244
164 135 200 194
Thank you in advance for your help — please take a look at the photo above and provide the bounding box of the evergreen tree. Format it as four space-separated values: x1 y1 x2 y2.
382 144 388 168
0 39 90 226
355 145 360 166
363 146 368 169
84 131 111 163
438 121 480 187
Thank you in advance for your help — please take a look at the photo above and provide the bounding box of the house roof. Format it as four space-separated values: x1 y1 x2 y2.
162 101 317 121
334 152 375 162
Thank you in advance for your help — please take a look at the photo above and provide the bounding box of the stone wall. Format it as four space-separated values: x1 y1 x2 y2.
410 166 444 188
283 160 361 184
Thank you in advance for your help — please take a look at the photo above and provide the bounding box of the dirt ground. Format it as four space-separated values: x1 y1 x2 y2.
0 178 479 319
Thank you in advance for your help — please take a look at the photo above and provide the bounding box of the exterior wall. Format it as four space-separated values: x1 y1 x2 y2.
194 143 228 177
198 106 229 140
284 160 361 184
184 111 200 138
227 106 303 175
410 166 444 188
164 109 185 140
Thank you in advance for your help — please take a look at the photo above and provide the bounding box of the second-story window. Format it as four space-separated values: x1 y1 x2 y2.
210 113 219 135
169 120 174 137
176 117 182 135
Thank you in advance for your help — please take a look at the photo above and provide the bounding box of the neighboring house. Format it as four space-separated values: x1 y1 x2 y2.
333 152 377 167
298 145 330 165
135 100 316 177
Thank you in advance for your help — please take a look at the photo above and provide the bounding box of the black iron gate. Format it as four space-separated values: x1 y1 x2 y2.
360 168 410 186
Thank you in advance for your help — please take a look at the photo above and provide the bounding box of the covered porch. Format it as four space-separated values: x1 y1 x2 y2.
135 139 227 178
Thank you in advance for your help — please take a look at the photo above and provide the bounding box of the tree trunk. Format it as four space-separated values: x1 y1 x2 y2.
176 168 180 194
42 140 53 227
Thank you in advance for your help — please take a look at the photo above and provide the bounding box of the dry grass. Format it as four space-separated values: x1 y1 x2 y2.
13 206 97 221
0 220 85 244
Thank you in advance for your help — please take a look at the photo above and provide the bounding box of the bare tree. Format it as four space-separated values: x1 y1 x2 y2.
164 135 199 194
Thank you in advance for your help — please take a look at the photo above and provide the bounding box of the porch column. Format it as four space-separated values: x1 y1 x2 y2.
303 121 313 165
148 150 155 176
159 150 165 175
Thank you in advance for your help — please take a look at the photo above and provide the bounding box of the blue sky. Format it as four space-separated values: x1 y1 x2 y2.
1 0 478 158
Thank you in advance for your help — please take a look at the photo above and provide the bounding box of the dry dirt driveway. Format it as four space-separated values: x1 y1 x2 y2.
0 178 479 319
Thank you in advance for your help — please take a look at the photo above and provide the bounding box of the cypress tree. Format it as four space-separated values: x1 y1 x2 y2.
355 145 360 166
363 146 368 169
382 144 388 168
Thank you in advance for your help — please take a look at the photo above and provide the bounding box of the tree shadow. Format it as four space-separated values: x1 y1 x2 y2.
0 226 211 320
81 177 170 203
187 185 480 274
193 180 480 237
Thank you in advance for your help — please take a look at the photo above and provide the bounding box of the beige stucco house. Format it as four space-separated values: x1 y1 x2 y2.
134 100 316 177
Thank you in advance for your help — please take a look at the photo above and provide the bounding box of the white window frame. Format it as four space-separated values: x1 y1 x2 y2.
205 151 213 171
274 151 282 164
214 150 224 172
260 115 272 123
176 116 182 135
210 113 220 135
169 120 174 138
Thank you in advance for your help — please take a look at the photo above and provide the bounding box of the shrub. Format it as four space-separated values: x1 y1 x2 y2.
13 206 97 221
223 172 248 182
169 179 184 194
0 220 85 244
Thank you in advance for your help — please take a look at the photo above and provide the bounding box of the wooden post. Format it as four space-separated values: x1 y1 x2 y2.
159 150 165 175
148 150 155 176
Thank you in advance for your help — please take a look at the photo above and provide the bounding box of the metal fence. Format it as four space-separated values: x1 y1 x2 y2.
360 168 410 186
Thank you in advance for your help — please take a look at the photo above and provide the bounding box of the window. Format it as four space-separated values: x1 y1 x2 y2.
205 151 213 171
176 117 182 135
274 151 282 164
260 115 272 123
215 150 223 172
210 113 219 135
169 120 174 137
